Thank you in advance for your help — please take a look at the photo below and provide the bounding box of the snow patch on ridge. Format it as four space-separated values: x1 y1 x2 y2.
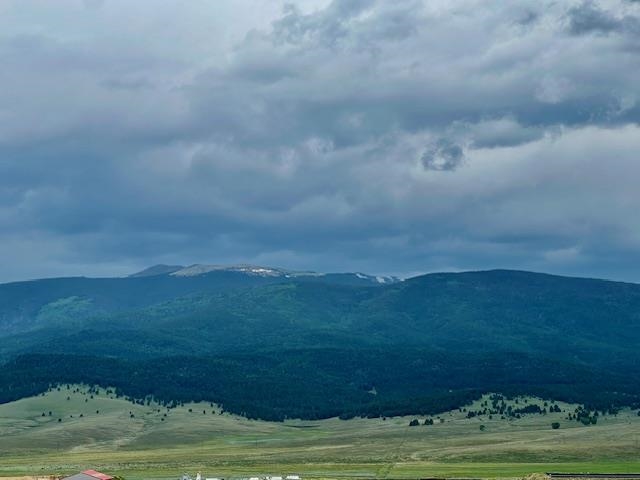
170 264 323 278
130 263 401 284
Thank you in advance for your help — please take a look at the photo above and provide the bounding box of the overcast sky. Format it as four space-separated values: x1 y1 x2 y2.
1 0 640 282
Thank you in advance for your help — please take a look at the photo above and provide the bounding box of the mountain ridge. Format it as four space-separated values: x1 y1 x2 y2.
0 264 401 338
129 262 402 283
128 264 185 277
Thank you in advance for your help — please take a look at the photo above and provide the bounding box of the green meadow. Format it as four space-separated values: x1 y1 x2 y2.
1 387 639 480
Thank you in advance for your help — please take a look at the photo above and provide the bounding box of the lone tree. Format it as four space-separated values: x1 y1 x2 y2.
551 422 560 429
409 419 420 427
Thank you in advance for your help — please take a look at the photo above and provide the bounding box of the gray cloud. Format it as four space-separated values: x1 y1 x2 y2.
567 0 640 36
1 0 640 282
567 1 623 34
82 0 105 10
421 140 465 171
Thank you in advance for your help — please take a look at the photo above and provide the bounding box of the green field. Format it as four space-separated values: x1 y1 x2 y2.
1 387 639 480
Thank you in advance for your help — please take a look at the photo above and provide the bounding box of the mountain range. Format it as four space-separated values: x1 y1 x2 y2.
1 265 639 420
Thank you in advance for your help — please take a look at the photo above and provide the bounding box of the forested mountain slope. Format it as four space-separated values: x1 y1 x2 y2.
0 265 397 336
2 269 640 420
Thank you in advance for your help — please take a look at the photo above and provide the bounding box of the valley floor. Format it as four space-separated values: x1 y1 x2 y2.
1 388 639 480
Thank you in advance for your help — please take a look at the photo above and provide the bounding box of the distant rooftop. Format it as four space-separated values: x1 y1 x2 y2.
62 470 113 480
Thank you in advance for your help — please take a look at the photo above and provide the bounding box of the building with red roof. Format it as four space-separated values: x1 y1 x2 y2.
62 470 114 480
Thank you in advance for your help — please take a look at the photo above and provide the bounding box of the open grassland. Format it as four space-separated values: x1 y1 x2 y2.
1 388 640 480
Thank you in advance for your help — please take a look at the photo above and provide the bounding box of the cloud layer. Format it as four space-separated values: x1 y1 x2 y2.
1 0 640 282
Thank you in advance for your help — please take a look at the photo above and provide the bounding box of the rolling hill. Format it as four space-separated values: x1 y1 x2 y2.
3 387 639 479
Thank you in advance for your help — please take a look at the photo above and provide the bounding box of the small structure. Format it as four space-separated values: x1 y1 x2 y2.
547 475 640 480
62 471 113 480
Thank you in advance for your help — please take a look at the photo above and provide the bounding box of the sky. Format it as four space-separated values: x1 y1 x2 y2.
1 0 640 283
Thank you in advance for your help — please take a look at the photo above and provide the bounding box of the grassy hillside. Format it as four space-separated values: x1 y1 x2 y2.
1 387 640 480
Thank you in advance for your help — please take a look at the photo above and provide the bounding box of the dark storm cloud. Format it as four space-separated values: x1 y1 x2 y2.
2 0 640 282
